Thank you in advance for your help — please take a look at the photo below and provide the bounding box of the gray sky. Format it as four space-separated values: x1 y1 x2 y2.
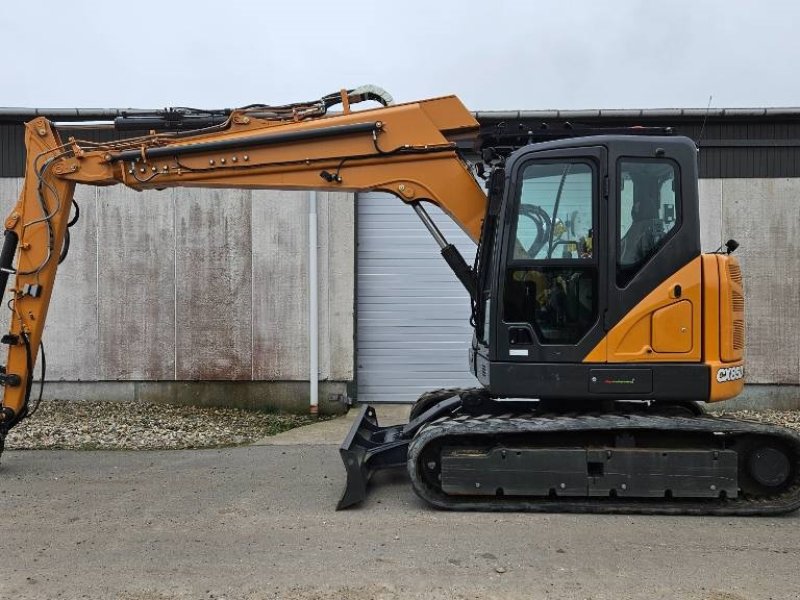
2 0 799 110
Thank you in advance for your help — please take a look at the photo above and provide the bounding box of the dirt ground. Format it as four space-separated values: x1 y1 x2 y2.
1 434 799 600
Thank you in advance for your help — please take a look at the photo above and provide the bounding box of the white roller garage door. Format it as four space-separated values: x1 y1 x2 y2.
357 192 479 403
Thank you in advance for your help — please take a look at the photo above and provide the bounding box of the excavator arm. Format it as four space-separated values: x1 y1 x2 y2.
0 88 488 438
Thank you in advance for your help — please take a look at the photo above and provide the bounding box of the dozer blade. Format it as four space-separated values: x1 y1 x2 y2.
337 396 463 509
336 405 409 510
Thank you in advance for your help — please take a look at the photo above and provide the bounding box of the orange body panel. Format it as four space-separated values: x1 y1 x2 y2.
706 254 745 402
584 254 745 403
718 257 745 363
651 300 693 353
584 257 703 363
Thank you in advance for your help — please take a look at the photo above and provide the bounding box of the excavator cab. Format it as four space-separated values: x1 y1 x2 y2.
471 135 705 405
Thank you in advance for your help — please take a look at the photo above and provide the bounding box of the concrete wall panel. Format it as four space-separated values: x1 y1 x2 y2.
324 192 355 380
0 177 20 204
251 190 355 383
175 188 253 380
0 177 354 405
251 190 308 380
45 184 99 381
0 179 21 338
698 178 723 252
317 193 331 381
0 180 98 381
721 178 800 385
97 187 175 380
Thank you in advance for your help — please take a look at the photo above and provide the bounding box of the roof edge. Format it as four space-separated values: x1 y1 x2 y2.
472 107 800 121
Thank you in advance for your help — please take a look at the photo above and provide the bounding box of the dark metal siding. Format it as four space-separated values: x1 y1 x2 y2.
3 116 800 178
474 118 800 179
665 120 800 178
0 125 147 178
0 124 24 177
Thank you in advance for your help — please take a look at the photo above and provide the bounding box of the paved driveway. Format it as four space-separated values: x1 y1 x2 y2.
1 411 799 599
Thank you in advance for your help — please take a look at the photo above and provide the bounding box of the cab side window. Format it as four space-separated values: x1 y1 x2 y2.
618 160 679 286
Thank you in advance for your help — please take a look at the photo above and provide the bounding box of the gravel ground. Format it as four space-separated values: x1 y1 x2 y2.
3 399 318 450
715 409 800 431
3 399 800 452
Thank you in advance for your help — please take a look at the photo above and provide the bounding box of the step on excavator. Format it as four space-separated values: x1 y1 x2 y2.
0 86 798 515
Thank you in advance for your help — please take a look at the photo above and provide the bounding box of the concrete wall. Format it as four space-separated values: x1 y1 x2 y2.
0 174 795 411
0 178 355 413
699 178 800 393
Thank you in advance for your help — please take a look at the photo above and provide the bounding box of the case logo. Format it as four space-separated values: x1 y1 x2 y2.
716 365 744 383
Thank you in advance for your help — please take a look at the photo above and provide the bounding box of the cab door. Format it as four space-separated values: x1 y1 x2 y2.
605 139 701 329
493 145 608 363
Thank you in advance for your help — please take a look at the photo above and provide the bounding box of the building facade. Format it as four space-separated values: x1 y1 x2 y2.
0 107 798 410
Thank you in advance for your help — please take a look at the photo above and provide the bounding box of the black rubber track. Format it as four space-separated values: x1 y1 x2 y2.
408 413 800 515
409 388 472 421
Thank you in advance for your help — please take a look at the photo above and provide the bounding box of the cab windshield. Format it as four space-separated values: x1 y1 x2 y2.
511 161 593 261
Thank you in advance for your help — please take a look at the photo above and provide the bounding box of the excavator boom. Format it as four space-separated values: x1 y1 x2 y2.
0 88 486 432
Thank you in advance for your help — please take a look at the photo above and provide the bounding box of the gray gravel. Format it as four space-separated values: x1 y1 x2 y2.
4 399 317 450
716 409 800 431
4 399 800 452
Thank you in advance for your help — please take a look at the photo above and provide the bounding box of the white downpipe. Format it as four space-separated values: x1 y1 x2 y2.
309 191 319 416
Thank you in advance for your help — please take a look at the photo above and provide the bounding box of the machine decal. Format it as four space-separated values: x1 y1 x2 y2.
717 365 744 383
604 377 636 385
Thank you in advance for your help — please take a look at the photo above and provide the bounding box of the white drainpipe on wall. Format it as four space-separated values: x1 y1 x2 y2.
309 191 319 416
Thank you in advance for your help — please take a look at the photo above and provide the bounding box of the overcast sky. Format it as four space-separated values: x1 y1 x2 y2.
2 0 799 111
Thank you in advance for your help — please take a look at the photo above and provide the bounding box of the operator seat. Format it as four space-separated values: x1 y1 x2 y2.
619 196 664 267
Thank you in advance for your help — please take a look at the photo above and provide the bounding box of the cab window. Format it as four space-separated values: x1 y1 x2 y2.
504 160 597 344
618 160 679 286
512 162 593 261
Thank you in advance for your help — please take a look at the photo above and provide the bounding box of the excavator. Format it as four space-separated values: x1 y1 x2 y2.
0 86 798 515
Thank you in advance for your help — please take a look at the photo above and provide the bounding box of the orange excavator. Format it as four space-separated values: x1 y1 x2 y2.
1 86 797 514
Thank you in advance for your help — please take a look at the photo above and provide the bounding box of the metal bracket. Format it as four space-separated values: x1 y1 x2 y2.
1 334 19 346
0 372 21 387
